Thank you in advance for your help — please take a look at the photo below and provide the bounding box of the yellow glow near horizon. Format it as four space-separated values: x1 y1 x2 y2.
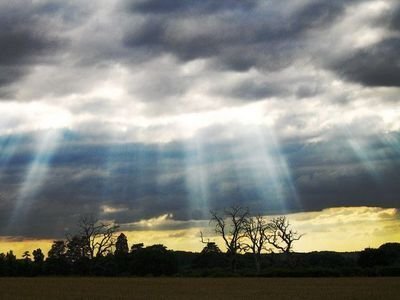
289 207 400 252
124 207 400 253
0 239 53 258
1 207 399 258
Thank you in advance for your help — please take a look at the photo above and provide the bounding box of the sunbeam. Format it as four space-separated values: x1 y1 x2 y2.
102 142 150 213
7 130 62 228
184 135 211 219
245 125 301 213
344 127 382 183
214 124 301 213
380 132 400 156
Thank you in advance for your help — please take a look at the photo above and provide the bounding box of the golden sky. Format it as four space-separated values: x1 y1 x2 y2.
1 206 399 258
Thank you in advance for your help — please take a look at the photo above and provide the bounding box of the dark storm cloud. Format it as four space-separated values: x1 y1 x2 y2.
0 0 379 104
131 0 257 14
0 1 62 93
123 0 362 72
0 67 23 94
389 4 400 29
328 3 400 88
286 135 400 210
1 127 399 238
331 38 400 87
0 0 391 105
0 16 52 65
375 2 400 31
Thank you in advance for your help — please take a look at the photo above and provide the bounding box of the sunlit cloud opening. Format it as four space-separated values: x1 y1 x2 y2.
0 102 72 134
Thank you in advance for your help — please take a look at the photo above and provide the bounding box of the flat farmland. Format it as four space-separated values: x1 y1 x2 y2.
0 277 398 300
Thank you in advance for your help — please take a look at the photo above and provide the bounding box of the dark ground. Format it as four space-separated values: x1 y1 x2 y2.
0 277 399 299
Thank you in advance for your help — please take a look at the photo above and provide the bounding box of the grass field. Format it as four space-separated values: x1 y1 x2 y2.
0 277 398 299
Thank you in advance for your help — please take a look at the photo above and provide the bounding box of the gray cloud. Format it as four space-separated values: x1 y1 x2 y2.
327 2 400 88
123 0 362 72
214 78 287 101
331 38 400 87
376 2 400 31
0 0 385 105
130 0 257 15
0 1 62 94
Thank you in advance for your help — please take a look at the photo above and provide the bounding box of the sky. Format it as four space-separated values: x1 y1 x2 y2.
0 0 399 256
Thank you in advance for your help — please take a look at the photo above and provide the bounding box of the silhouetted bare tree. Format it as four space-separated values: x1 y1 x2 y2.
243 215 270 273
266 216 303 254
77 215 119 259
210 206 249 272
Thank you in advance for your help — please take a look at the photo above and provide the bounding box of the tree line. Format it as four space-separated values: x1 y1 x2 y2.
208 206 303 273
0 208 400 277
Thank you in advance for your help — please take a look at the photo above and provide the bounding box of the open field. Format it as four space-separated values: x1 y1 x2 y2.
0 277 399 300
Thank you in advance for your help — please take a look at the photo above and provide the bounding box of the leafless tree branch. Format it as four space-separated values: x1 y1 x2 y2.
210 206 249 272
266 216 303 254
76 215 119 259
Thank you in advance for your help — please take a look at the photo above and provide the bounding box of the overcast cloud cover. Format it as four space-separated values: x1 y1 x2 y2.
0 0 399 239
